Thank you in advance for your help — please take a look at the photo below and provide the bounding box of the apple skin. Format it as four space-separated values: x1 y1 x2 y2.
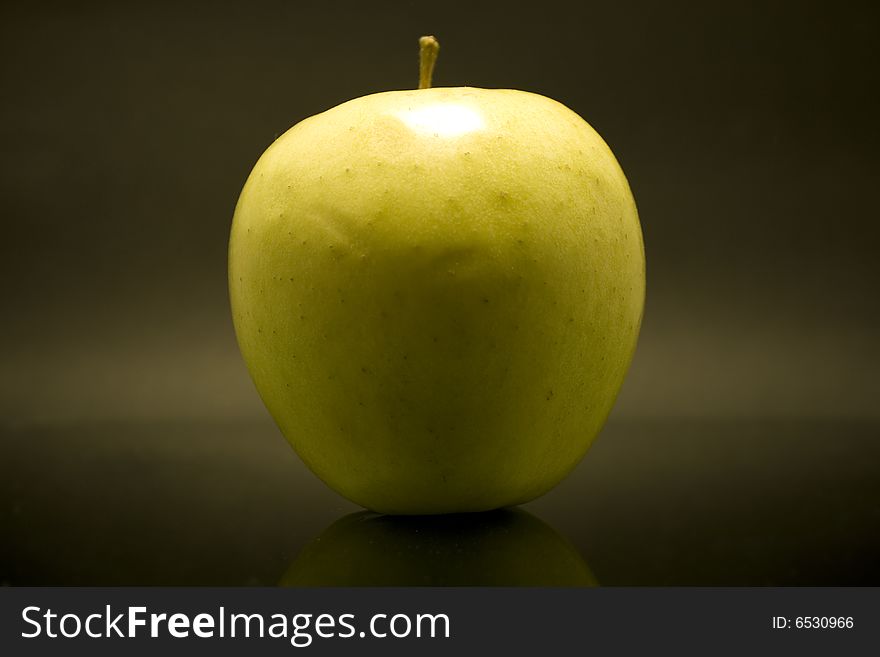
229 87 644 514
280 509 596 586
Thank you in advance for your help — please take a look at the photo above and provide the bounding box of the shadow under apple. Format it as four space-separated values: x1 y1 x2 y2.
280 507 596 586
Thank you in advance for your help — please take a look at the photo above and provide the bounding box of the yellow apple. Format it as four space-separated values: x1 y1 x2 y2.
229 37 644 514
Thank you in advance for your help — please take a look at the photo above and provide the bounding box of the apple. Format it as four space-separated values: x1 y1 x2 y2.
229 36 644 514
280 508 596 586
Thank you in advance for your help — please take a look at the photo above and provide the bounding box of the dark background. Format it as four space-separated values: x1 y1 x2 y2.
1 0 878 585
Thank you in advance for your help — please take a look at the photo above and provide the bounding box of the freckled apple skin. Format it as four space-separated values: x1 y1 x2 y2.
229 87 644 514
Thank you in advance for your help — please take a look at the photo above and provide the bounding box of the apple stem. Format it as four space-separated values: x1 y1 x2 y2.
418 35 440 89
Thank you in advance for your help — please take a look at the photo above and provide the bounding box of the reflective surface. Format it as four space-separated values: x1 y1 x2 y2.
2 417 877 586
281 509 595 586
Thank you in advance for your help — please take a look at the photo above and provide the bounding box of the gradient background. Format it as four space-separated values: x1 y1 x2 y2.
1 0 878 585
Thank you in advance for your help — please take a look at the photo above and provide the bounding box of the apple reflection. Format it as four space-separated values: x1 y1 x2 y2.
280 508 596 586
